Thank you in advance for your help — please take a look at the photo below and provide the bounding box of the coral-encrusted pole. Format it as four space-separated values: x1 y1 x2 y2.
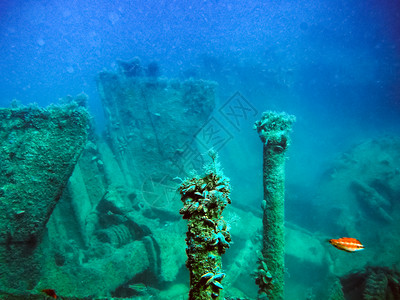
254 111 295 300
178 150 231 300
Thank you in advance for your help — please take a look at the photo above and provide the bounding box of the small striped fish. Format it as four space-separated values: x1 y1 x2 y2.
329 237 364 252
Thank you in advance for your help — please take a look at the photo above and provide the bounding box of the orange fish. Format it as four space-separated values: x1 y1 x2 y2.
41 289 57 299
329 237 364 252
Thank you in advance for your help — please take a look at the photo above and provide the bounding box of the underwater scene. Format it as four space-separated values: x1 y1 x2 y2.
0 1 399 299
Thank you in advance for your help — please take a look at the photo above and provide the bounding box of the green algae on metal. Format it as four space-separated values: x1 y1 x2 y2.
254 111 295 300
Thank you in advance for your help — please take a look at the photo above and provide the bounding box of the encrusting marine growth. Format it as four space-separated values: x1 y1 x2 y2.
178 150 231 300
254 111 295 300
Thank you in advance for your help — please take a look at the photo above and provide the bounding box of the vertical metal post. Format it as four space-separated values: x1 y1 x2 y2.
254 111 295 300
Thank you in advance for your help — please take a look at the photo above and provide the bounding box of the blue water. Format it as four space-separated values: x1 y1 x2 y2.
1 0 399 298
1 0 398 185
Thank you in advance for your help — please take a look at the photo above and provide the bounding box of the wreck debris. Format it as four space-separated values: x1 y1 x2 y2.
96 67 216 196
340 266 400 300
350 179 393 222
0 104 89 244
328 279 345 300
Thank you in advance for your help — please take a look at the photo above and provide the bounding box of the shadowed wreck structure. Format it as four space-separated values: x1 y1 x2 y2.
0 103 89 294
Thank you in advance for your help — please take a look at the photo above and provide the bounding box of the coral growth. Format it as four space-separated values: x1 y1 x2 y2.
254 252 275 297
254 111 296 146
178 150 231 299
